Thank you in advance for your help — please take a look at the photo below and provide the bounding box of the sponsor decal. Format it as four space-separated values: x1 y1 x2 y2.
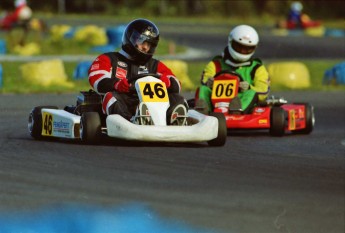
53 121 70 134
117 61 127 67
258 119 268 124
299 108 305 118
215 102 229 108
90 63 99 70
116 67 127 79
138 66 149 74
227 115 245 120
217 107 228 113
255 108 265 113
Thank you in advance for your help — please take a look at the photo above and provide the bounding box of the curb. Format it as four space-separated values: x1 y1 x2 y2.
0 47 211 62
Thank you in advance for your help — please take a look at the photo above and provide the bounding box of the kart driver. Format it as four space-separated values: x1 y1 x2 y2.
287 1 304 29
0 0 32 30
196 24 270 114
88 18 188 125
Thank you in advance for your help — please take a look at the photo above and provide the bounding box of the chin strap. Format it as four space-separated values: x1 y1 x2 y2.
224 59 251 67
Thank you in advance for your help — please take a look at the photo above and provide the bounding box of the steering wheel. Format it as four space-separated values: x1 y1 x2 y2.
214 70 243 82
127 73 161 93
127 73 161 83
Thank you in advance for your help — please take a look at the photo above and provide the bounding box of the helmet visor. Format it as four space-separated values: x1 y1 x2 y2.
231 40 256 55
129 30 158 55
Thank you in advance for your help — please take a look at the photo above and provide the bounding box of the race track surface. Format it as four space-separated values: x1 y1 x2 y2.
0 22 344 233
0 91 344 233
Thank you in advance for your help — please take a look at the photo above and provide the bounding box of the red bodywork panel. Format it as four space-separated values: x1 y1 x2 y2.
281 104 307 131
218 104 307 131
221 107 271 129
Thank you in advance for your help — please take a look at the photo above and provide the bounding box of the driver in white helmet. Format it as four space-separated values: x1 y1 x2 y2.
196 24 270 114
287 1 303 29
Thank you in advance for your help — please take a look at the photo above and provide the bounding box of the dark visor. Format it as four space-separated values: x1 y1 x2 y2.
232 40 256 54
130 30 158 54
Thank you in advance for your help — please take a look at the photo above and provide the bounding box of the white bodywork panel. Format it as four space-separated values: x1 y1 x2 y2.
106 109 219 142
41 109 81 139
135 76 170 126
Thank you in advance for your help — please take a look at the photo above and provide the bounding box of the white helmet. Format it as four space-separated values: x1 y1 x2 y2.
291 1 303 12
15 0 27 7
18 6 32 20
228 25 259 62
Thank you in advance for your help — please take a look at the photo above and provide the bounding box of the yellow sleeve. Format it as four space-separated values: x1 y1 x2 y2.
201 61 217 84
250 65 270 101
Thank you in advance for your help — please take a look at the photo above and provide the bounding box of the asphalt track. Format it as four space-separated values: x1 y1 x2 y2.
0 23 344 233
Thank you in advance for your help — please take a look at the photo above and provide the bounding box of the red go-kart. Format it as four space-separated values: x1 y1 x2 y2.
190 71 315 136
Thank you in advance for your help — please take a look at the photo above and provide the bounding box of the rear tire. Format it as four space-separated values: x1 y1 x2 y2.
208 112 227 146
28 106 58 139
80 112 102 144
292 103 315 134
269 107 286 137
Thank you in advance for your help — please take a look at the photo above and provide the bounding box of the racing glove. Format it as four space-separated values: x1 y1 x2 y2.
239 81 250 92
206 77 214 89
114 78 130 93
160 75 171 88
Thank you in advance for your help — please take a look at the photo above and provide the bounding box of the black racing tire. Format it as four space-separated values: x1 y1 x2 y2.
28 106 58 139
269 107 286 137
187 98 195 108
80 112 102 144
207 112 227 147
292 103 315 134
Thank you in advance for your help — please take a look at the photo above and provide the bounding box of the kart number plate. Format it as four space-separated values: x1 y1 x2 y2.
212 79 237 100
42 112 53 136
138 82 169 103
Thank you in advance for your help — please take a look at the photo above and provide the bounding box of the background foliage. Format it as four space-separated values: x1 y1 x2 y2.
0 0 344 19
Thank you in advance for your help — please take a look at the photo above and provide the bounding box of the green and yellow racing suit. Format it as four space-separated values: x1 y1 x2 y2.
198 52 270 113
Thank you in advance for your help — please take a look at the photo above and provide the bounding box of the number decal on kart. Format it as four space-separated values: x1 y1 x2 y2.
139 82 169 102
212 79 237 99
289 110 296 130
42 112 53 136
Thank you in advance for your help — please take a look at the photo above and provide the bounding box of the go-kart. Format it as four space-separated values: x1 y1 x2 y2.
189 71 315 136
28 74 227 146
276 13 322 30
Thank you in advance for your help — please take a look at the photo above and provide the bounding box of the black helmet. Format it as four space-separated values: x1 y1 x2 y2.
122 19 160 64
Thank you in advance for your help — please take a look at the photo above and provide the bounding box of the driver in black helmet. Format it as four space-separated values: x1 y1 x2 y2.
88 18 188 125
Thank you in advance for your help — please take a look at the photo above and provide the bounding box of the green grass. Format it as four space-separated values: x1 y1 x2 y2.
0 14 343 94
1 59 344 94
2 28 185 56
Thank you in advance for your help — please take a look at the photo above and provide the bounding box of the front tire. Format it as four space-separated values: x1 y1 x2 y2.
269 107 286 137
28 106 58 139
80 112 102 144
208 112 227 146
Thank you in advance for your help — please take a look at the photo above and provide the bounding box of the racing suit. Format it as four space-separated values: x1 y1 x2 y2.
198 46 270 113
88 50 186 121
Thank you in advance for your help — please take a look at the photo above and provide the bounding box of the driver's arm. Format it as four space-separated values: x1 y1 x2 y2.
88 54 118 94
157 61 181 93
250 65 270 102
200 61 217 87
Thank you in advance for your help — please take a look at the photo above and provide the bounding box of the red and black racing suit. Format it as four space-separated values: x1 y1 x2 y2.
88 51 186 121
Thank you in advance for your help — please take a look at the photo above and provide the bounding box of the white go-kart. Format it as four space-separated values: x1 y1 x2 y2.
28 74 227 146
